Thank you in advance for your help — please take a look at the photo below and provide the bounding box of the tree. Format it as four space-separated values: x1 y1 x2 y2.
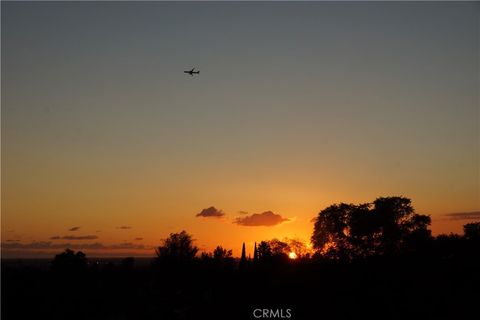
155 231 198 265
464 222 480 241
372 197 416 254
239 242 247 268
311 197 432 259
286 238 310 259
213 246 233 260
51 249 88 272
257 241 272 260
268 239 290 257
253 242 258 263
311 203 356 259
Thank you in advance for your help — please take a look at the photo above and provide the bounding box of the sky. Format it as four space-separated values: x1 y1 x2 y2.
2 1 479 258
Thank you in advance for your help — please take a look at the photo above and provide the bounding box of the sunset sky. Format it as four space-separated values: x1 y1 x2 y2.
2 2 479 258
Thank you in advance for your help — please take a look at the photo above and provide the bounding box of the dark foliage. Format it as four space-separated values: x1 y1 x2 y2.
51 249 88 273
311 197 432 259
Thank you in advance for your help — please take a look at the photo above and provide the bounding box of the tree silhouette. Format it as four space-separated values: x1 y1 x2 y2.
268 239 290 257
213 246 233 260
51 248 88 272
311 197 432 259
286 238 310 258
239 242 247 268
311 203 354 259
464 222 480 241
155 230 198 265
257 241 272 261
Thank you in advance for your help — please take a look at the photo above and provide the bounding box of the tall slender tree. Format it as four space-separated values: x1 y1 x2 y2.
239 242 247 268
241 242 246 261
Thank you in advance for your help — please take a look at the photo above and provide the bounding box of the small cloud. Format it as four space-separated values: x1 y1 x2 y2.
196 206 225 218
61 235 98 240
68 227 80 231
5 239 20 242
134 237 143 241
442 211 480 221
109 242 146 250
234 211 290 227
50 236 61 240
117 226 132 230
238 210 249 215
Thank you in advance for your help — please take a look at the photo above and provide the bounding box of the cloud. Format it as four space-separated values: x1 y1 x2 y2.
234 211 290 227
238 210 249 215
1 241 150 251
69 226 80 231
117 226 132 230
134 237 143 241
51 235 97 240
196 206 225 218
5 239 20 242
2 241 57 250
109 242 146 250
442 211 480 221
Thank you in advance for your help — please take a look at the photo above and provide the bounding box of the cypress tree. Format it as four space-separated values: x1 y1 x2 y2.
241 242 246 262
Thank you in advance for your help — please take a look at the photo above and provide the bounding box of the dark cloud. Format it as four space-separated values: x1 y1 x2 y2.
5 239 20 242
109 242 146 250
134 237 144 241
234 211 290 227
68 226 80 231
2 241 149 250
61 235 99 240
443 211 480 220
117 226 132 230
50 236 61 240
2 241 56 250
196 206 225 218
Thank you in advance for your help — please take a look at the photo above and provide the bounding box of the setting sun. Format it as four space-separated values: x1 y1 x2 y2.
288 252 297 260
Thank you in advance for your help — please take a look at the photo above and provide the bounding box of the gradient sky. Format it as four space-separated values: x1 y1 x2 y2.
2 1 479 258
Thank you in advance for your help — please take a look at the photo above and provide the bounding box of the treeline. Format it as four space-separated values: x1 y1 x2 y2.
51 197 479 272
4 197 480 320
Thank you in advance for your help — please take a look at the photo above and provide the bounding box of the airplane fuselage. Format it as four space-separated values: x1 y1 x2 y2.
184 68 200 76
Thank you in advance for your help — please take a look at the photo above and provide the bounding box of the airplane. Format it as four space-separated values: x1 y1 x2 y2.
184 67 200 76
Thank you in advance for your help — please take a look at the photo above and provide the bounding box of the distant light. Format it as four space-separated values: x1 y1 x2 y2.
288 252 297 259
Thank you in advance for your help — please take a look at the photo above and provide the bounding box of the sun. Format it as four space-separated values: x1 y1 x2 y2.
288 252 297 259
